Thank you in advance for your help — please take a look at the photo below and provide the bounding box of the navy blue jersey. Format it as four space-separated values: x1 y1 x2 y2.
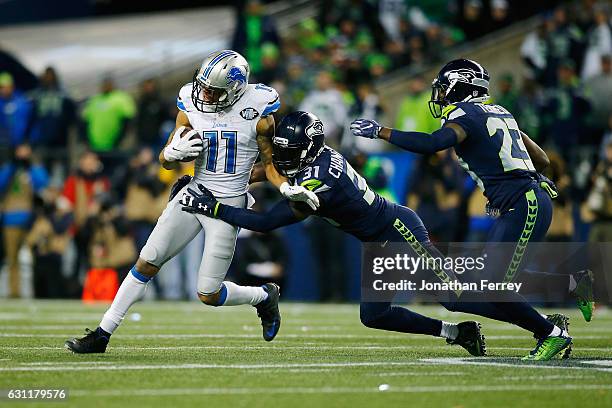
441 102 538 211
293 147 398 241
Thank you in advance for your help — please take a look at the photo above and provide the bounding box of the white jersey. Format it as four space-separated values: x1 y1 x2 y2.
177 82 280 197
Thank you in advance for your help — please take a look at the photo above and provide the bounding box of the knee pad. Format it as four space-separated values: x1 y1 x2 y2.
139 244 161 268
197 277 223 299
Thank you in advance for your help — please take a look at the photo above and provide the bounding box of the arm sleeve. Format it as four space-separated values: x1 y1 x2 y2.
217 199 302 233
389 126 458 154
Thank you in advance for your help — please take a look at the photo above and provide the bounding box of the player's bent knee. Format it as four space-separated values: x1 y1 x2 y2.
198 290 223 306
359 303 389 328
135 258 159 277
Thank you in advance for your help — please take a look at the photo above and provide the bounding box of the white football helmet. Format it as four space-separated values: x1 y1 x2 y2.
191 50 250 113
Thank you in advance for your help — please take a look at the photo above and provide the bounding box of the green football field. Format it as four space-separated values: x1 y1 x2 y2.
0 300 611 407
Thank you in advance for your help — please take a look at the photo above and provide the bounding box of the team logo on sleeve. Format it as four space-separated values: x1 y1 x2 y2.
240 107 260 120
227 66 247 86
305 121 324 139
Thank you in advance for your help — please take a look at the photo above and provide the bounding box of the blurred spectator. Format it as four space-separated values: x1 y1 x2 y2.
26 188 73 298
541 60 591 153
495 73 518 115
86 198 136 281
234 229 287 288
585 138 612 241
136 78 167 151
0 72 33 153
514 78 545 142
82 76 136 153
407 151 464 242
27 67 75 157
0 144 49 297
59 151 110 280
343 82 386 153
490 0 512 30
584 54 612 132
459 0 487 41
60 151 109 230
124 147 166 253
255 43 284 85
543 7 585 87
232 0 280 76
521 22 549 83
0 46 38 92
544 151 574 241
395 76 438 133
299 71 348 149
581 7 611 79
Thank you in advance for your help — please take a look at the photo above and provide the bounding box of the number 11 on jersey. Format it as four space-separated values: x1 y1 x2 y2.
202 131 238 174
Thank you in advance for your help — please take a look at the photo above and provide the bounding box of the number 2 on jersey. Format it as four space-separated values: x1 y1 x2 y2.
202 131 237 174
486 117 535 172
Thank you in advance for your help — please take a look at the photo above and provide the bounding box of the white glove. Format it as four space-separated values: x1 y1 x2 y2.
280 182 320 211
163 126 203 162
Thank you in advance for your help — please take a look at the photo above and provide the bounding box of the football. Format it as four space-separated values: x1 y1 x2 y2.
179 126 202 162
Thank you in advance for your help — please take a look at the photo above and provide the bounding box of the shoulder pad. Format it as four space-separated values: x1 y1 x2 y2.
250 83 280 117
177 83 194 112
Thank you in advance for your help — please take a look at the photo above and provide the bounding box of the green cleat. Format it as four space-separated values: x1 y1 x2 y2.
571 270 594 322
523 333 572 361
545 314 571 359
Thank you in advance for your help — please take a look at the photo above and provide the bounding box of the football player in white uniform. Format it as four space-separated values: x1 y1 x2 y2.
65 50 319 353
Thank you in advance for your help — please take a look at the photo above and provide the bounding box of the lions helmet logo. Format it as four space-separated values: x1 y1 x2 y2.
227 67 247 86
305 121 324 139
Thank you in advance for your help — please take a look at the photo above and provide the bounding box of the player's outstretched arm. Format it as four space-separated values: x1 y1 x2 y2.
256 116 319 210
181 183 309 233
159 111 201 170
249 162 268 184
520 131 550 172
350 118 466 154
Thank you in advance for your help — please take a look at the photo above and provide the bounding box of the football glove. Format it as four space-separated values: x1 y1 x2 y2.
280 182 319 211
350 118 382 139
536 173 559 199
169 175 192 201
181 184 219 218
163 126 203 162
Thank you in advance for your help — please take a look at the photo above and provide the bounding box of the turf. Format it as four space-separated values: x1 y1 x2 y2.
0 300 610 407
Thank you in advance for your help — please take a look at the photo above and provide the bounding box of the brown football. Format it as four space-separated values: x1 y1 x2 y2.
178 126 203 162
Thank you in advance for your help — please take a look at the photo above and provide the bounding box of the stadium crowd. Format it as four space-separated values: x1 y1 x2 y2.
0 0 610 300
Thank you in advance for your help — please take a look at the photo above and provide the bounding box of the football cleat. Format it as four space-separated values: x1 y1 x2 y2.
255 283 281 342
544 314 571 359
522 333 572 361
65 328 109 354
571 269 595 322
446 321 486 357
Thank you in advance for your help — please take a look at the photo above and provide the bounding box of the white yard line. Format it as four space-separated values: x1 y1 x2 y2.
65 384 612 397
0 361 428 372
420 358 612 372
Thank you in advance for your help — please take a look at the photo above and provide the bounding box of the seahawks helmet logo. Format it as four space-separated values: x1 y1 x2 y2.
305 121 324 139
240 107 259 120
447 69 477 83
227 67 247 86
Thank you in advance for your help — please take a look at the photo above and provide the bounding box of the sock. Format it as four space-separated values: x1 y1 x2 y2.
568 274 577 292
219 281 268 306
547 325 567 337
99 267 150 334
440 321 459 340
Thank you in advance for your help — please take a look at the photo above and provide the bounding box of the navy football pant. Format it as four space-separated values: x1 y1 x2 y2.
359 189 555 338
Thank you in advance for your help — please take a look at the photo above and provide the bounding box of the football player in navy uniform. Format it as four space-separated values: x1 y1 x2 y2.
350 59 589 360
183 111 573 360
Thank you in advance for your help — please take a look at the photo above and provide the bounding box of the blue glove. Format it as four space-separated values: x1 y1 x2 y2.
180 184 220 217
169 175 192 201
350 118 382 139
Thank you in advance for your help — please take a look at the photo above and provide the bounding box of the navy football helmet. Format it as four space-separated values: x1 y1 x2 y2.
272 111 325 177
429 59 490 118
